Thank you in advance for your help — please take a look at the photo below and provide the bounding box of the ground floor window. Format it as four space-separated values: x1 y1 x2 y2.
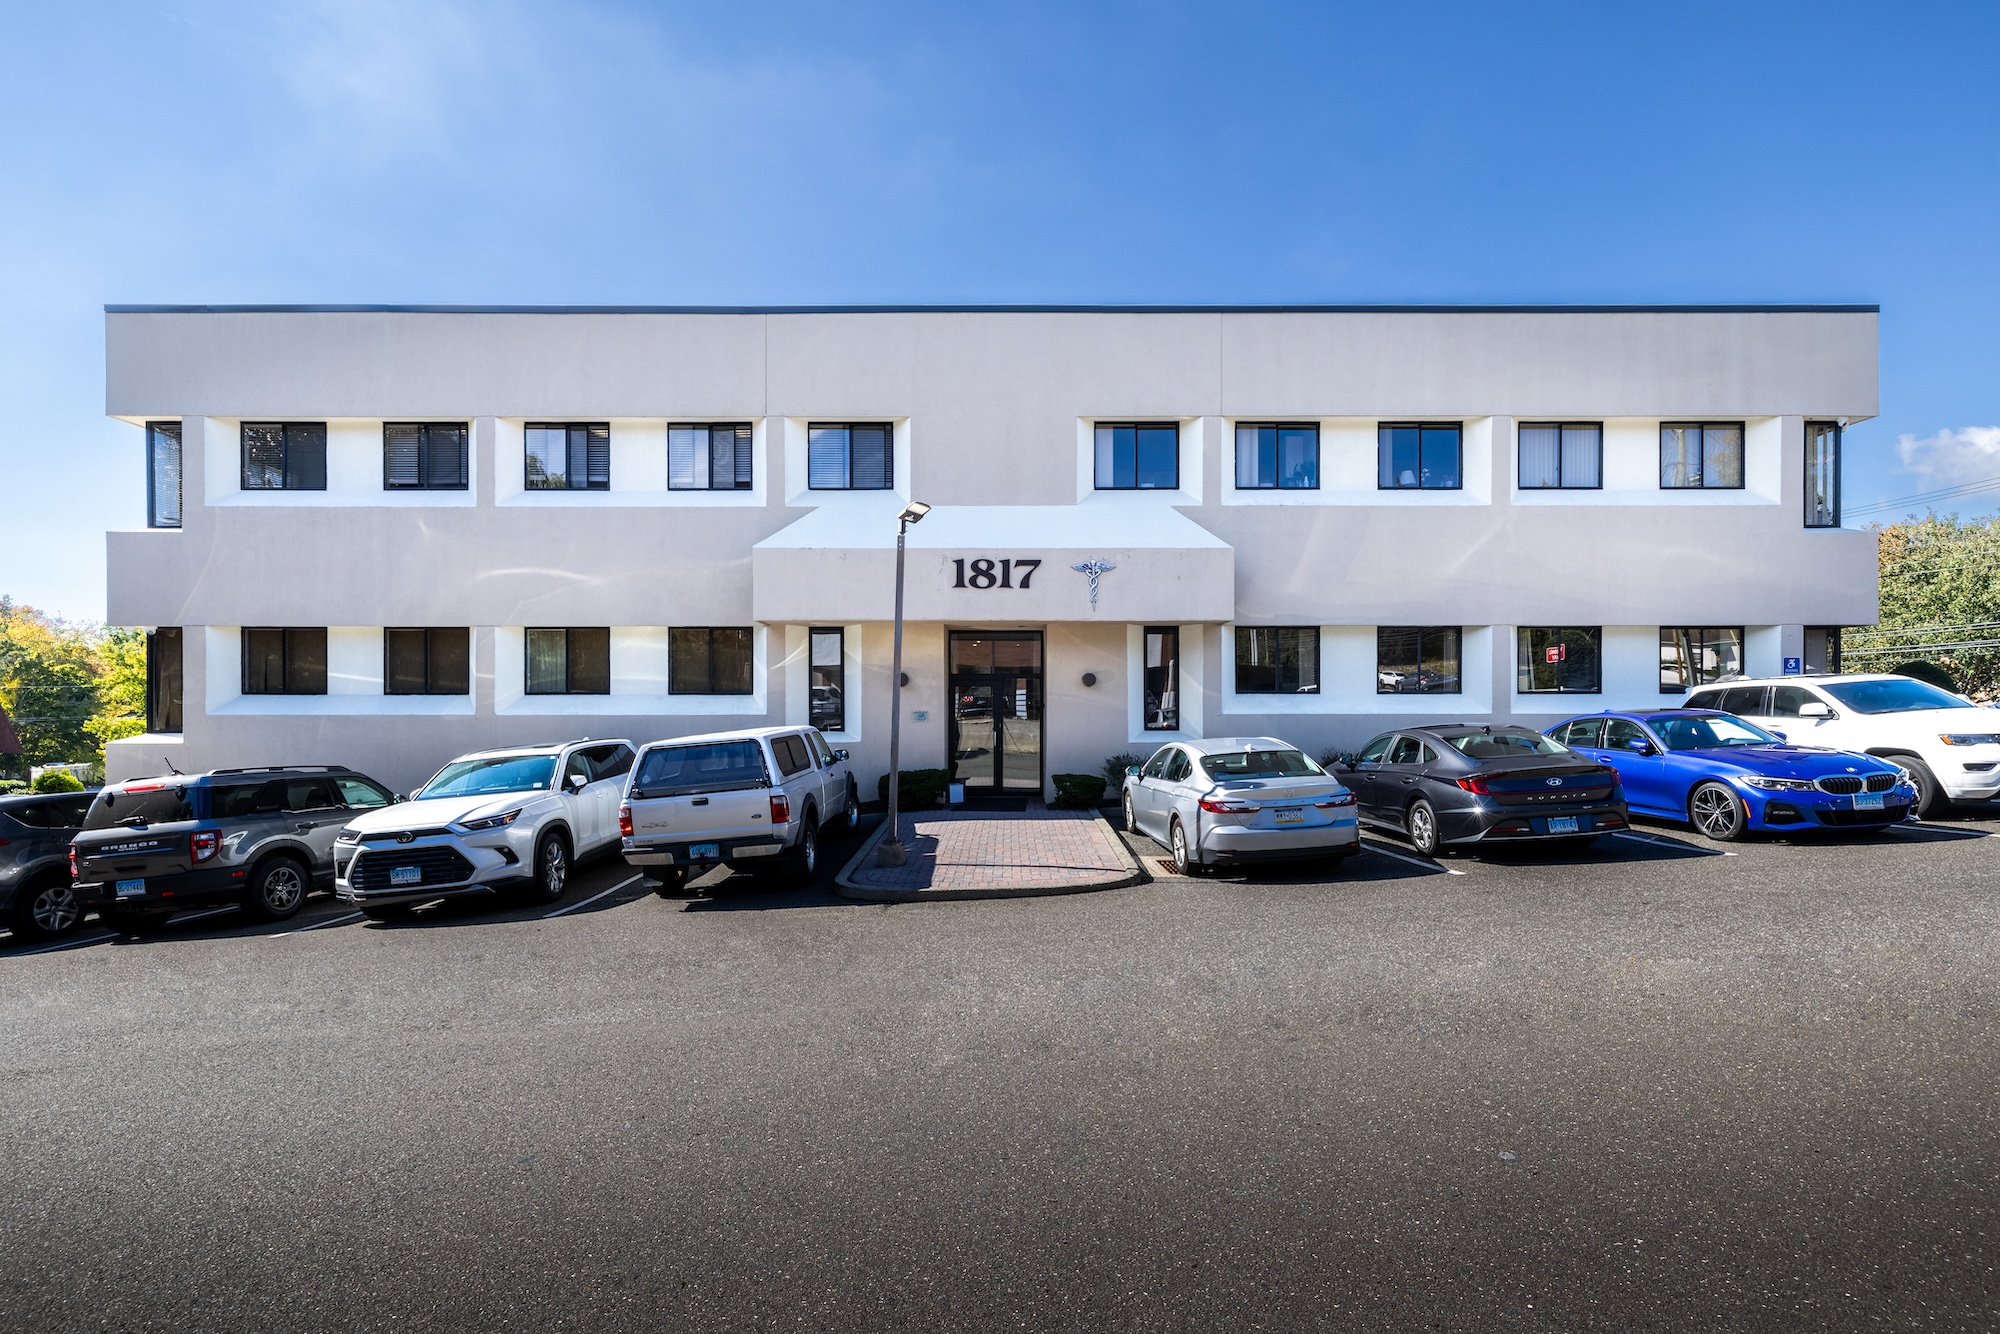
387 628 471 695
527 627 611 695
1235 626 1319 694
670 627 755 695
146 627 183 732
242 627 328 695
1376 626 1463 694
1144 627 1180 731
809 627 845 731
1659 626 1744 693
1516 627 1601 694
1805 625 1842 674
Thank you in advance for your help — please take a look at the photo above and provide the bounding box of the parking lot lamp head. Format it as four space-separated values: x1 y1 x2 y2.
878 500 932 868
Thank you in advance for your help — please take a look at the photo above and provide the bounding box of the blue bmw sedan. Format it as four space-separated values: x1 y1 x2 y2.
1547 709 1917 841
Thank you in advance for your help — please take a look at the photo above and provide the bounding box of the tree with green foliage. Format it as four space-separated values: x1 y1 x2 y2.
1847 516 2000 700
0 598 102 768
85 626 148 751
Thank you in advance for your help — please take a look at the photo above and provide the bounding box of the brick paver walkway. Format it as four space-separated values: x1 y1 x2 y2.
840 807 1139 895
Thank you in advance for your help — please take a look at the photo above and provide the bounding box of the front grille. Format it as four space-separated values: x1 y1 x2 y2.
1815 775 1864 795
1815 804 1909 827
347 846 475 892
358 827 454 844
1865 773 1898 792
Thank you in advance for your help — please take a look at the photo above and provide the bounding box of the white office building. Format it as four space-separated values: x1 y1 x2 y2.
104 304 1876 796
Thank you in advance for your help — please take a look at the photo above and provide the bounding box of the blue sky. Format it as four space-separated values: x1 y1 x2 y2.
3 0 1996 621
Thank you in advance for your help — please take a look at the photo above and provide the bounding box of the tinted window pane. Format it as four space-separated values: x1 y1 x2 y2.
428 628 470 695
1379 427 1421 488
849 426 892 490
385 628 428 694
147 627 183 733
285 424 327 490
1419 426 1460 488
1111 426 1136 488
243 628 286 694
1277 427 1317 488
808 426 850 489
385 424 424 488
1703 425 1743 488
525 427 567 488
1806 422 1840 526
1236 425 1272 488
566 628 610 693
526 628 567 694
1561 425 1601 487
1519 425 1561 488
285 629 327 694
148 422 182 526
1134 426 1177 489
1236 627 1319 693
1659 627 1744 693
1516 627 1603 693
1094 426 1119 489
1144 626 1179 731
632 741 767 797
83 785 196 829
810 628 845 733
242 424 287 489
1716 686 1770 716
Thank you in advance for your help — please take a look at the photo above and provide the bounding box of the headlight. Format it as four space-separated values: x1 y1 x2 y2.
335 827 360 843
1742 776 1816 791
458 808 524 831
1939 734 2000 746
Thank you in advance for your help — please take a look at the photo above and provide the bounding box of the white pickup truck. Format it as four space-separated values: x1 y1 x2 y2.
618 725 858 894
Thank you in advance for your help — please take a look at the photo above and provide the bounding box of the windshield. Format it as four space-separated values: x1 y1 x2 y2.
1440 731 1569 759
1652 716 1781 751
631 740 769 798
1821 678 1972 715
417 755 558 800
82 784 196 829
1199 749 1323 780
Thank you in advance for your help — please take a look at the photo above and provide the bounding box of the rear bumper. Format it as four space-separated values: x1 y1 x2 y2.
72 866 248 909
623 833 792 870
1197 819 1360 865
1443 803 1629 845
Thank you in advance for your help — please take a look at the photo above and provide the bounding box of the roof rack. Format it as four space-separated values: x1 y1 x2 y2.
207 764 351 775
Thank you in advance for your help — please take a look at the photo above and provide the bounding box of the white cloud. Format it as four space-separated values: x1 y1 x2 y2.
1895 426 2000 486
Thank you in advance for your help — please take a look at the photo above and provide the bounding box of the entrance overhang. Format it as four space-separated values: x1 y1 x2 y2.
752 502 1234 624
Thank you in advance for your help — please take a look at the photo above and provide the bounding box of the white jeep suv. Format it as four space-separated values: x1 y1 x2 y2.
335 739 634 919
1685 674 2000 818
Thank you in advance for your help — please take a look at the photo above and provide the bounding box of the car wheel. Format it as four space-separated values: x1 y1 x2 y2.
840 780 860 832
649 867 689 898
1169 819 1201 875
102 908 173 936
243 856 309 922
1406 799 1441 857
1900 757 1950 820
11 875 83 942
788 818 818 887
1122 791 1139 835
1689 782 1748 841
361 903 414 922
532 831 570 904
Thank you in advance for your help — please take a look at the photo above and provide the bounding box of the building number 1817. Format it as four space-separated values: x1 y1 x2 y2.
952 557 1041 589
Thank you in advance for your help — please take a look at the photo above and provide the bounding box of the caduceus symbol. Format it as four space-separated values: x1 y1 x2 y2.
1070 559 1116 609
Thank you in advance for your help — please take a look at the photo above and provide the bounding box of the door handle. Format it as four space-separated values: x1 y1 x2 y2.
1400 778 1415 785
295 822 313 832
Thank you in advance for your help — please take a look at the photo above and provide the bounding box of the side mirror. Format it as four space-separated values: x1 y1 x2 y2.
1125 766 1141 779
566 773 588 793
1798 702 1832 718
1768 728 1788 741
833 749 850 763
1626 738 1655 755
393 793 406 804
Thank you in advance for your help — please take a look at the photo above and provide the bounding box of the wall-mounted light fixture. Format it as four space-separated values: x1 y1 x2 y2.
1080 672 1098 687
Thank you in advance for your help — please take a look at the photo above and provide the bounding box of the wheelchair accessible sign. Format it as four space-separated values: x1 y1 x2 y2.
1783 657 1803 675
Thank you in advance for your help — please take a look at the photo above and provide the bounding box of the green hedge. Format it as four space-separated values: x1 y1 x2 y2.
0 780 27 796
31 770 85 794
1050 773 1108 808
876 769 950 810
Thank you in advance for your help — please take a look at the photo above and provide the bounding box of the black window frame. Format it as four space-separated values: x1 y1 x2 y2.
241 627 329 696
1232 422 1320 490
669 422 755 491
806 422 895 491
146 420 183 528
669 627 756 697
1659 422 1746 491
1143 626 1181 732
241 422 328 492
1234 626 1321 695
1375 626 1464 695
1516 421 1604 491
1094 422 1181 491
1805 421 1842 527
524 423 610 491
385 627 472 696
1516 627 1603 695
809 627 845 732
525 627 611 696
384 422 470 491
1658 626 1746 695
1377 422 1463 491
146 627 183 733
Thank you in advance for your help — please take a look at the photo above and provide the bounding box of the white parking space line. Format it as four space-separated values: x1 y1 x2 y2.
544 874 642 919
171 906 242 926
274 911 364 937
1361 841 1466 875
1612 831 1735 855
13 932 117 956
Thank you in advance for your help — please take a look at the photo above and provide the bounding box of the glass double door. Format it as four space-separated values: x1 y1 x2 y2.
949 632 1043 793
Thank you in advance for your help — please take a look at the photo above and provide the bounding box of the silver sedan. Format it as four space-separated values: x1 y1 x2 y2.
1121 736 1360 875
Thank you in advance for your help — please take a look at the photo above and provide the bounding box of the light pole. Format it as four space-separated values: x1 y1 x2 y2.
876 500 931 867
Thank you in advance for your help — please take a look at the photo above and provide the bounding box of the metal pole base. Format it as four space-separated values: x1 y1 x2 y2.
875 838 907 868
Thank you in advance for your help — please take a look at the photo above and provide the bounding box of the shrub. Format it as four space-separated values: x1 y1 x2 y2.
1893 660 1961 695
1050 773 1108 808
1316 748 1354 770
31 769 85 793
1100 753 1145 786
0 780 27 796
876 769 950 810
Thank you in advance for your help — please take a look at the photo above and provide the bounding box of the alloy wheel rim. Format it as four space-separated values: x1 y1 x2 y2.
802 827 816 872
1411 806 1434 850
265 866 304 911
1172 824 1187 869
1693 788 1736 836
33 884 80 932
544 842 567 892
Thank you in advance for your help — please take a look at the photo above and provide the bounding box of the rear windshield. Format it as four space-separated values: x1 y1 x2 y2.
418 755 558 800
1652 716 1780 751
1199 750 1323 780
1822 678 1971 715
83 784 198 830
1440 731 1570 759
631 741 769 798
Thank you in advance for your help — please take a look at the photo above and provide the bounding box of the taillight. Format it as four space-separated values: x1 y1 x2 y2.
1456 776 1491 795
190 830 219 863
68 843 79 877
1314 792 1358 808
1199 796 1257 813
618 804 633 838
770 793 791 824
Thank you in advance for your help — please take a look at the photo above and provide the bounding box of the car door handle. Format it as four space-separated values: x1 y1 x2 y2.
1400 778 1415 785
295 822 314 832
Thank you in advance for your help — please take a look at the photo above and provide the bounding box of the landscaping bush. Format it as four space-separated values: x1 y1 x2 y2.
0 780 27 796
875 769 950 810
31 769 84 793
1099 753 1145 786
1050 773 1108 808
1893 660 1962 695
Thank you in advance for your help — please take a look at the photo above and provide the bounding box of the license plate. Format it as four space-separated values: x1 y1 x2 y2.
1273 807 1305 825
389 866 423 886
1854 792 1884 810
1546 816 1580 834
688 843 720 861
115 878 145 898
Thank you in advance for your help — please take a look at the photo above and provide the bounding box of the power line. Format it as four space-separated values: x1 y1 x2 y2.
1849 474 2000 517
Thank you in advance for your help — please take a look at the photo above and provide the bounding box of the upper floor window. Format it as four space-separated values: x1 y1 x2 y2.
242 422 327 491
526 423 609 491
242 627 328 695
1516 627 1601 694
670 627 755 695
1377 626 1462 694
808 423 893 491
526 627 610 694
1660 423 1742 490
1235 627 1320 694
1094 423 1178 490
146 421 182 527
1234 423 1318 489
809 627 845 732
1659 627 1743 694
386 628 471 696
671 423 754 491
1518 423 1601 490
1378 423 1461 490
385 423 469 490
1805 421 1841 527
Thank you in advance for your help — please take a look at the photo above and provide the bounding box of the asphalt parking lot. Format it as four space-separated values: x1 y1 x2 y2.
4 811 1996 1331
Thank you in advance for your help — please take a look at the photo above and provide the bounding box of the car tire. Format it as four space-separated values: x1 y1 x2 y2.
1689 781 1748 841
243 856 310 922
532 830 571 904
1122 791 1138 836
649 867 689 898
839 781 859 833
1406 799 1441 857
102 908 172 936
11 875 84 942
1169 818 1201 875
1899 757 1950 820
787 818 818 887
361 903 413 922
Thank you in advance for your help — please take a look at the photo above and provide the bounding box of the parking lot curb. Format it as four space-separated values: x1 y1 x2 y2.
833 809 1150 902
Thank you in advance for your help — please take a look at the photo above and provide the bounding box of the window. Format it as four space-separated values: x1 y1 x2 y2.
242 628 328 695
568 742 633 786
1554 717 1603 748
1235 627 1320 694
1603 719 1651 752
1095 423 1179 490
1144 626 1180 731
241 423 327 491
809 628 845 732
525 628 610 695
1769 685 1825 718
1376 627 1462 694
632 741 768 798
1659 423 1743 489
1659 627 1744 693
771 734 813 777
1354 735 1394 765
1140 748 1172 779
146 628 183 733
670 423 753 490
385 423 469 490
1712 685 1771 717
808 423 893 490
525 423 609 491
334 777 393 809
1234 423 1318 489
1518 423 1601 489
1516 627 1602 694
1378 424 1461 490
1386 736 1423 765
147 421 182 527
808 731 835 766
1162 748 1193 783
1805 421 1841 527
670 627 754 695
385 628 471 696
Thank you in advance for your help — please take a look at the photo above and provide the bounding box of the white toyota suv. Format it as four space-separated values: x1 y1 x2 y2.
334 739 634 919
1685 673 2000 818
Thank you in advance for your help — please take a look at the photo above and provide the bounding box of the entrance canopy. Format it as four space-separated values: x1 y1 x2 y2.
751 502 1234 623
